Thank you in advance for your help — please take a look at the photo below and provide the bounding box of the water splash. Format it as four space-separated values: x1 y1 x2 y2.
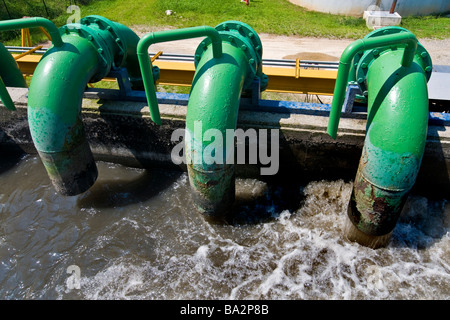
0 156 448 300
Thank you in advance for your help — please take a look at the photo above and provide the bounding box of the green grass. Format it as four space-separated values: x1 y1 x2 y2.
1 0 449 45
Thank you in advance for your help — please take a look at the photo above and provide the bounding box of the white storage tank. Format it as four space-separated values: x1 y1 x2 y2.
289 0 450 17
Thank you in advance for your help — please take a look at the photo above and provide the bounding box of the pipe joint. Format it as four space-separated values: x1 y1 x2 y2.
354 27 432 98
196 21 265 91
327 26 430 139
62 15 132 82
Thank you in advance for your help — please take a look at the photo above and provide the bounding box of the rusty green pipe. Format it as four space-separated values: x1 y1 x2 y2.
26 16 143 195
137 26 223 125
186 21 265 215
349 49 430 237
328 27 432 239
27 34 100 195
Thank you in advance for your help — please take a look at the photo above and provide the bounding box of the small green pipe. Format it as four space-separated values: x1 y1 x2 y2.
0 18 61 111
137 26 223 125
0 17 63 48
327 31 418 139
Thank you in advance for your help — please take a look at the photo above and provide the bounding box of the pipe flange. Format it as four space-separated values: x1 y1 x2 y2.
194 21 263 89
62 23 111 82
354 26 432 96
80 15 128 68
62 15 129 82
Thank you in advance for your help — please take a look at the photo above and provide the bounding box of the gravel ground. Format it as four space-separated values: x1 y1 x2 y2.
130 25 450 65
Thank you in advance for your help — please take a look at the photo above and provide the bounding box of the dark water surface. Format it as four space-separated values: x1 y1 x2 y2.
0 155 448 299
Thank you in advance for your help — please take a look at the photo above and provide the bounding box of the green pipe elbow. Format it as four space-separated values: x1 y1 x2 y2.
27 15 143 195
27 35 101 195
185 21 265 215
186 42 249 214
348 46 430 237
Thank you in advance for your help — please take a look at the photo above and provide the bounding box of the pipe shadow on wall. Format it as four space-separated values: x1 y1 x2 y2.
76 98 184 209
0 128 27 175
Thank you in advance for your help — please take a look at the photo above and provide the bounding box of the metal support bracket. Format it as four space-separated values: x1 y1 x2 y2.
342 84 362 114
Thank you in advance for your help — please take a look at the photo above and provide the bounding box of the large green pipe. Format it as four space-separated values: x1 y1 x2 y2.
186 40 251 215
187 21 265 215
327 27 432 242
349 48 429 237
27 33 101 195
137 21 266 215
12 16 143 195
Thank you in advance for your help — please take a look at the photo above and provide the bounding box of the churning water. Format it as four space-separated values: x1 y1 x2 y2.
0 155 449 300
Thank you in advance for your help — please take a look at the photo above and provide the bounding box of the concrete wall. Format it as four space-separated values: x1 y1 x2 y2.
1 87 449 199
293 0 450 17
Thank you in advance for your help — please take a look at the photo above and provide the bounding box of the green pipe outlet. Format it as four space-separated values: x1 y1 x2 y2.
137 21 266 215
328 27 432 238
187 21 265 215
186 41 251 214
23 16 143 195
